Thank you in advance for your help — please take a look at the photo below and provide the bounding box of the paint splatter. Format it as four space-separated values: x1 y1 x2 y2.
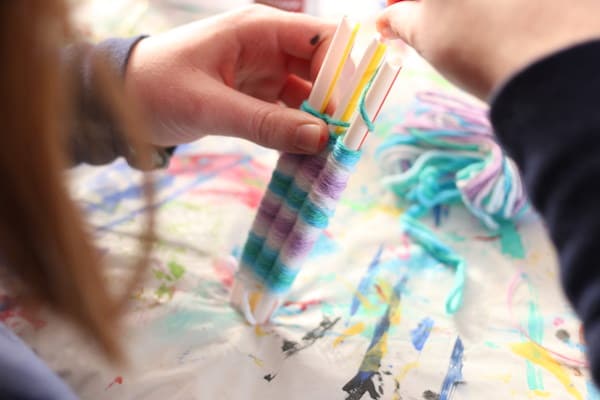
423 390 440 400
554 328 586 352
191 188 263 208
334 322 367 348
342 278 406 400
439 337 464 400
396 361 420 382
0 296 46 331
212 257 235 288
264 373 277 382
282 299 322 313
556 329 570 342
248 355 264 367
499 221 525 259
533 390 551 397
510 342 583 400
97 155 250 230
152 261 186 300
350 245 385 317
410 317 434 352
587 381 600 400
310 232 339 257
86 175 174 214
473 235 500 242
282 317 341 358
282 339 297 352
105 376 123 390
553 317 565 327
374 284 388 303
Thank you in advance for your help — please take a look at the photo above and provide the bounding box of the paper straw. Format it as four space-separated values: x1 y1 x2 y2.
331 39 387 133
307 16 359 112
344 61 401 150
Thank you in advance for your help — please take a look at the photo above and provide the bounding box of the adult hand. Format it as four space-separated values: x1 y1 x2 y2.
126 5 335 153
377 0 600 99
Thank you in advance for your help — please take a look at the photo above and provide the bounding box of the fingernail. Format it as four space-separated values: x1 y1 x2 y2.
379 25 398 39
294 124 323 153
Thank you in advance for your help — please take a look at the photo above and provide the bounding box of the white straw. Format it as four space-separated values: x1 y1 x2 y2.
307 16 358 112
343 61 401 150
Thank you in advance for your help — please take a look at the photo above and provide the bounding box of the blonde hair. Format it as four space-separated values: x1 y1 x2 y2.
0 0 154 361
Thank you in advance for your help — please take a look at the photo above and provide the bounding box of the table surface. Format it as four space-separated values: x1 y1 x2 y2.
5 1 596 399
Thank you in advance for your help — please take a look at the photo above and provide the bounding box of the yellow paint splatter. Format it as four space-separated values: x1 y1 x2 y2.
483 373 512 384
339 277 377 311
254 326 269 337
249 292 262 311
511 341 583 400
333 322 366 348
373 204 403 218
390 299 402 325
397 361 420 381
248 354 264 367
392 361 420 400
533 390 551 398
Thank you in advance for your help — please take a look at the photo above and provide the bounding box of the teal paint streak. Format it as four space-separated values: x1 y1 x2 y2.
587 381 600 400
524 275 545 391
524 362 544 391
499 221 525 259
528 301 544 343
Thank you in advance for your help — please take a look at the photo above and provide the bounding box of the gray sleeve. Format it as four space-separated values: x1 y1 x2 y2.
63 36 175 169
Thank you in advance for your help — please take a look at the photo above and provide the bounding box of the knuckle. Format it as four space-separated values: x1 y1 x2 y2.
250 106 280 146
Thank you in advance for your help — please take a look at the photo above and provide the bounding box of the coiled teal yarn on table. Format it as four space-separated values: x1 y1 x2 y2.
376 91 528 314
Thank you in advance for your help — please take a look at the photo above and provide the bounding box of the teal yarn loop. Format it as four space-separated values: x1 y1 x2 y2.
332 136 362 169
300 69 378 135
301 102 350 129
401 214 465 314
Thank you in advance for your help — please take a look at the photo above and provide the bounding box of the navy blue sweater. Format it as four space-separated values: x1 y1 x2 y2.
491 40 600 384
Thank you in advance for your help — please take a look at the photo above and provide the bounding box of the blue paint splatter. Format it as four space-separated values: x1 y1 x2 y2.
349 245 385 317
343 277 407 400
96 156 251 231
85 175 175 214
439 337 464 400
587 381 600 400
309 233 339 258
410 317 434 352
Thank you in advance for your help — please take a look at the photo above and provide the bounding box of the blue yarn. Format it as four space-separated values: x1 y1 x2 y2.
301 102 351 129
300 198 332 229
301 68 378 135
267 260 300 293
332 135 362 167
401 215 465 314
358 70 377 133
254 242 279 281
268 171 294 198
245 81 377 295
241 232 264 266
376 91 528 315
286 183 309 211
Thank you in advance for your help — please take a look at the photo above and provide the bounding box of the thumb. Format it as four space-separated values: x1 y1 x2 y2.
377 1 422 47
213 87 329 154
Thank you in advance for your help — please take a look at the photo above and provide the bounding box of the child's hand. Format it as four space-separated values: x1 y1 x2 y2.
126 5 335 153
377 0 600 99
